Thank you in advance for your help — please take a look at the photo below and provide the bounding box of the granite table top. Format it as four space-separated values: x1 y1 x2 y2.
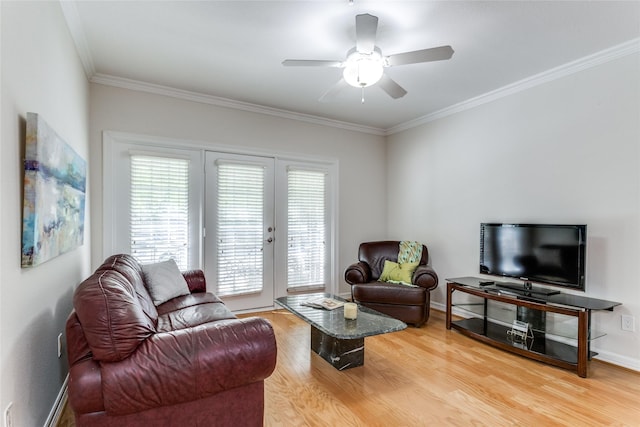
275 293 407 340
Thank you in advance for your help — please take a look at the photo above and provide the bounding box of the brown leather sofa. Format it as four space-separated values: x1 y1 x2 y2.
65 254 277 426
345 241 438 327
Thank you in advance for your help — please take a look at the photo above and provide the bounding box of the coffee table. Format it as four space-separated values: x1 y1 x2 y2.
275 293 407 370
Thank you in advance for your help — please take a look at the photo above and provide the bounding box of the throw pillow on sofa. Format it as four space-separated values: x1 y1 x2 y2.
142 259 191 305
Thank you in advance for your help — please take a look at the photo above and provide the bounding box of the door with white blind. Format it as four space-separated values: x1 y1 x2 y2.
204 152 275 311
103 136 203 271
274 163 331 297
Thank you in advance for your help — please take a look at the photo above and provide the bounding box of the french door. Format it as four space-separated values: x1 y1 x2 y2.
104 133 337 313
204 152 275 311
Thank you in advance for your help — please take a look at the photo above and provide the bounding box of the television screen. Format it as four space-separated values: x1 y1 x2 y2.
480 223 586 291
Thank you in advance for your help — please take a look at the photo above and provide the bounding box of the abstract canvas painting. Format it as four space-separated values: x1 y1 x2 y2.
21 112 86 267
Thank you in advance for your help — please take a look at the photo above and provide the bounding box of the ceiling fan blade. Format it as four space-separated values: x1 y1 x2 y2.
282 59 343 67
355 13 378 54
319 78 350 102
387 45 454 66
378 74 407 99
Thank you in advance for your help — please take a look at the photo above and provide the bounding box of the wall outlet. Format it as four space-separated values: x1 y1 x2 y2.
621 315 635 332
4 402 13 427
57 333 63 358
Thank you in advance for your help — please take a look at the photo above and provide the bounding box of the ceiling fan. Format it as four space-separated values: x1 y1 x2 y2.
282 13 454 101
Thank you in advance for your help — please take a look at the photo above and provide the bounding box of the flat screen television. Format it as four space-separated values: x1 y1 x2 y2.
479 223 586 294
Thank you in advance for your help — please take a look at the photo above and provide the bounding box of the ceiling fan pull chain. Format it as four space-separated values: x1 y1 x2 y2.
361 87 365 104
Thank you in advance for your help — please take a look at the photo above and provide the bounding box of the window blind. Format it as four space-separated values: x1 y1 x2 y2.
287 169 326 289
130 155 190 270
216 162 265 296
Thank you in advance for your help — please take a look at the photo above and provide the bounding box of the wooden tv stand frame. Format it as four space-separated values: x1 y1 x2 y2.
445 277 621 378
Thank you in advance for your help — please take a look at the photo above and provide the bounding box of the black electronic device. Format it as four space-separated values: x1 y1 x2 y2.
479 223 586 292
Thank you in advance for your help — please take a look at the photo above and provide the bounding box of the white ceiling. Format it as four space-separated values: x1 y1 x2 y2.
64 1 640 133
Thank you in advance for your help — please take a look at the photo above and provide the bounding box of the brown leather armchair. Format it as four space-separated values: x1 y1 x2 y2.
345 241 438 327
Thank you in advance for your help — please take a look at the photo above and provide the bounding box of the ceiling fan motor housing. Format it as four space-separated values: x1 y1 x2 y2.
343 47 385 88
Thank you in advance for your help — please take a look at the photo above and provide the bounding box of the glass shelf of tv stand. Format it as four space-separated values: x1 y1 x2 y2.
452 300 606 342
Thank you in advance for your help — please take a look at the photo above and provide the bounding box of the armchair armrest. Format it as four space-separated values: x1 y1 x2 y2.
182 269 206 293
100 317 277 415
345 261 371 285
413 265 438 291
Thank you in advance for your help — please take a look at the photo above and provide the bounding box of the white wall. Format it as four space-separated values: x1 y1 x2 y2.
387 53 640 370
0 2 90 426
89 83 387 294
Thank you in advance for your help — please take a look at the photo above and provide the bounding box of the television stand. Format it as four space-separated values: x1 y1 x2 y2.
445 277 621 378
495 281 560 296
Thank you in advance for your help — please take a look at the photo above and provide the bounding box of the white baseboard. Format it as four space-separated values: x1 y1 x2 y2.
592 348 640 372
45 375 68 427
431 301 447 313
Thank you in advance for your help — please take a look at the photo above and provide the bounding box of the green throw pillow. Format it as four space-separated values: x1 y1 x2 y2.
379 260 419 285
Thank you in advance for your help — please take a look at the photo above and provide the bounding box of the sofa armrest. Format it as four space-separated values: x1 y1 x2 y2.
345 261 371 285
100 317 277 415
68 358 104 415
182 269 206 293
413 265 438 291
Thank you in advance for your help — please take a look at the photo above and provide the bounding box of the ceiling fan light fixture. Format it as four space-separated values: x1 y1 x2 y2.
342 48 384 88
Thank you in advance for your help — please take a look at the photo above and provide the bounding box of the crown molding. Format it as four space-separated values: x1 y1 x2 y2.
59 0 383 135
59 1 96 78
59 1 637 137
90 74 386 136
387 38 640 135
89 37 640 137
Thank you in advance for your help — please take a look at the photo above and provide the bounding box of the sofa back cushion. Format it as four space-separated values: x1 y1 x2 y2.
96 254 159 324
74 267 156 362
359 241 429 280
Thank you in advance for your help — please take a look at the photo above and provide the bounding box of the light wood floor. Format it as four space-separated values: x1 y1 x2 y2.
59 309 640 426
